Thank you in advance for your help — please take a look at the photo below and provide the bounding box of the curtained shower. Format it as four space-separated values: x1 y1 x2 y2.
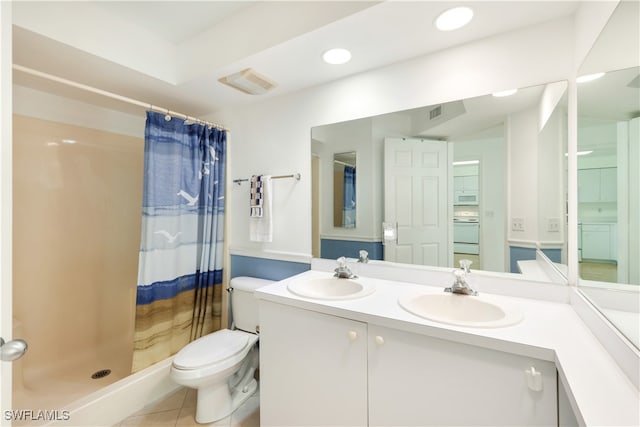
133 111 227 372
342 165 356 228
13 101 228 413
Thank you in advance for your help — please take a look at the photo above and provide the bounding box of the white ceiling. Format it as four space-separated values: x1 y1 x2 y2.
95 2 259 44
12 1 582 119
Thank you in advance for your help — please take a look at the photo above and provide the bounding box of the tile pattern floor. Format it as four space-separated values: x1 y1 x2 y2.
114 387 259 427
579 261 618 282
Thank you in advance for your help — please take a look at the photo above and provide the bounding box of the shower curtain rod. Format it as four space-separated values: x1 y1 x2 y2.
12 64 229 132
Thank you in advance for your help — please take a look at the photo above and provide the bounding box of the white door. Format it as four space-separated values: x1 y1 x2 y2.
384 138 449 266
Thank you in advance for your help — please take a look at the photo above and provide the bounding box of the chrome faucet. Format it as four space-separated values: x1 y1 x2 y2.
445 259 478 296
358 250 369 264
334 257 357 279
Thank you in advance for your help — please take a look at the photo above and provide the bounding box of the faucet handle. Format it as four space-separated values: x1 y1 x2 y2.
452 268 467 285
336 256 347 268
459 259 473 273
358 250 369 263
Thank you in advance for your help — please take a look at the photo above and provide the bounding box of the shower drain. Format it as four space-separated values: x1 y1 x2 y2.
91 369 112 379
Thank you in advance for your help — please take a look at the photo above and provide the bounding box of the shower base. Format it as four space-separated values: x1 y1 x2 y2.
12 350 130 424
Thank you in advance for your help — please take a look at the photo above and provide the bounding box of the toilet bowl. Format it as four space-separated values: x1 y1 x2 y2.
170 276 273 423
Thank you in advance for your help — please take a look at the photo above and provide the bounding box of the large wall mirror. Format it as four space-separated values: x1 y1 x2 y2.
577 0 639 349
311 80 568 285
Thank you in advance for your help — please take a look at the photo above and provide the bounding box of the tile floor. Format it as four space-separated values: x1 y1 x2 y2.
579 261 618 282
114 387 259 427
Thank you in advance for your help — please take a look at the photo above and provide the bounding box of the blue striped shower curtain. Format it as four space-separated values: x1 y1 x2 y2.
342 166 356 228
132 111 226 372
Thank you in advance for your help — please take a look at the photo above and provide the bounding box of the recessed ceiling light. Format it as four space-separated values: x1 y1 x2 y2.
577 72 605 83
435 6 474 31
492 89 518 97
323 48 352 65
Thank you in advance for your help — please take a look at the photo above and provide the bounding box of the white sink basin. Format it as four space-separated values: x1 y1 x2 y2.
287 276 375 300
398 292 523 328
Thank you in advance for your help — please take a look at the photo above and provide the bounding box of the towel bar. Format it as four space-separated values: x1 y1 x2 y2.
233 173 301 185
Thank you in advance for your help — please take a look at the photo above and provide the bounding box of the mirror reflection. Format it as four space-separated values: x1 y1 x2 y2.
577 0 639 348
333 152 357 228
312 81 568 283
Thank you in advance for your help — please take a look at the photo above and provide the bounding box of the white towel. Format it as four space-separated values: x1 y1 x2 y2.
249 175 273 242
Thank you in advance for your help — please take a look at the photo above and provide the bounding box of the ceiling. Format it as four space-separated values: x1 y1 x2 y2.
12 1 582 119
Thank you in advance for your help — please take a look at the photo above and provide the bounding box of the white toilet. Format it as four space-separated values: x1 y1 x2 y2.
170 276 273 424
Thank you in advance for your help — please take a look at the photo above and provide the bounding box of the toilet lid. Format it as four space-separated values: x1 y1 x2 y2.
173 329 250 370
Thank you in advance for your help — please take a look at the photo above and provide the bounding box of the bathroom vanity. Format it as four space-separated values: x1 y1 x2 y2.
256 263 639 427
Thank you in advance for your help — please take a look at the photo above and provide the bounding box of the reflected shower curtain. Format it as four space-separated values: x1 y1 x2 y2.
342 166 356 228
132 111 226 372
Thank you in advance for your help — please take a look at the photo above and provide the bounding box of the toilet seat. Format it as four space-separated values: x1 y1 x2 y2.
174 329 251 370
171 330 258 385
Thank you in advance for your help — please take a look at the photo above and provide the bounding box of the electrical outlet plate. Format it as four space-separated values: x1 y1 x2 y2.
511 217 525 231
547 218 561 232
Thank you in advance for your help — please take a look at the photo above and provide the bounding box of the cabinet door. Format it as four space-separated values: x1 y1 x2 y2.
368 325 557 427
259 301 368 427
578 169 601 202
578 168 617 203
600 168 617 202
582 225 611 260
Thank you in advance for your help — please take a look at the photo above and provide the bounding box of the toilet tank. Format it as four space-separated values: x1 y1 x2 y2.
230 276 274 333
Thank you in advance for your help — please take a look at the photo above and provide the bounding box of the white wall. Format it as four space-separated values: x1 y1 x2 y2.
312 117 374 241
13 85 144 137
508 107 540 246
217 18 574 263
538 102 568 256
312 112 411 244
628 118 640 284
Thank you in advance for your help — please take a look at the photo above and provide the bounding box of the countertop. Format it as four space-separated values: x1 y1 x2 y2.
255 269 640 427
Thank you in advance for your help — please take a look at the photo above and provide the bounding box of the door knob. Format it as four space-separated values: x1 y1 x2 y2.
0 337 28 362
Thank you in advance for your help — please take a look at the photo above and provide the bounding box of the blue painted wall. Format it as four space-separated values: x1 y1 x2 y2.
509 246 562 273
320 239 384 260
541 248 562 263
230 255 310 281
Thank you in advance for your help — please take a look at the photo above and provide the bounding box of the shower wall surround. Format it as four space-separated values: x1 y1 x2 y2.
12 114 143 410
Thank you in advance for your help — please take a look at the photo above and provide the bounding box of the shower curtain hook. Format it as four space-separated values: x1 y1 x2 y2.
164 109 172 122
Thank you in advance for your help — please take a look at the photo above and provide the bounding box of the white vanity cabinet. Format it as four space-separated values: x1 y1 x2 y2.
259 301 368 427
581 223 618 261
260 301 558 427
367 324 557 426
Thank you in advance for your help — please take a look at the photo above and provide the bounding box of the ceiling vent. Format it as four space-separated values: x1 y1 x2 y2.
218 68 277 95
429 105 442 120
